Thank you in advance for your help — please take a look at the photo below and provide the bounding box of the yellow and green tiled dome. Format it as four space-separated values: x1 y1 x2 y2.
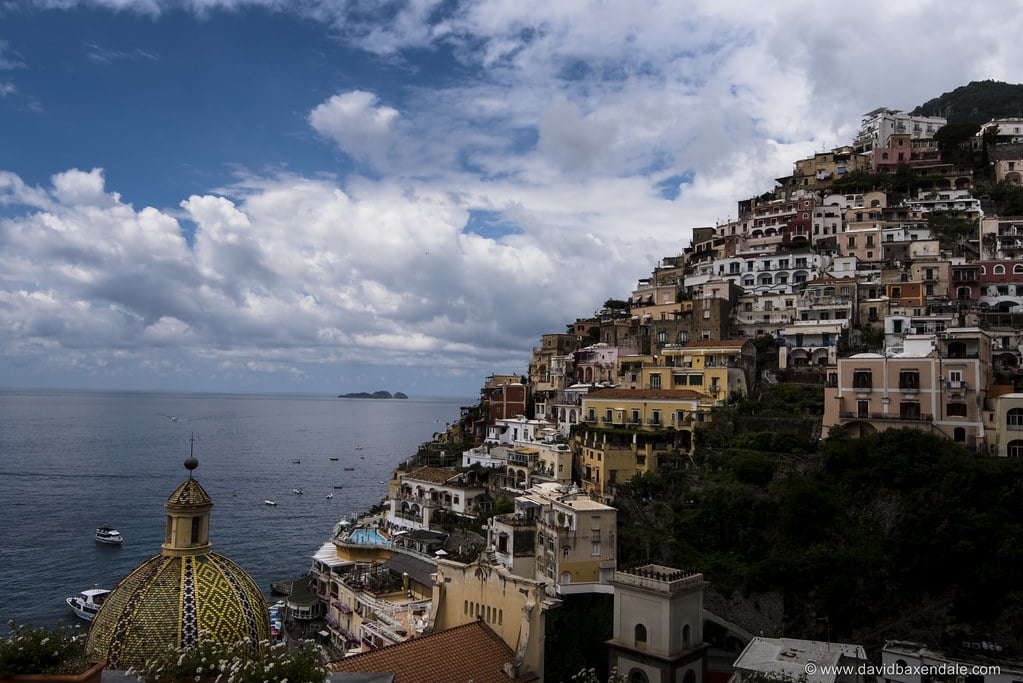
86 454 270 670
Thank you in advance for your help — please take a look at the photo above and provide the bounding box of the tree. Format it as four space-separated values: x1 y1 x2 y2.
603 299 630 311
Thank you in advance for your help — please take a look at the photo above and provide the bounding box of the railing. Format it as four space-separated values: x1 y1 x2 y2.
839 411 932 422
946 380 969 390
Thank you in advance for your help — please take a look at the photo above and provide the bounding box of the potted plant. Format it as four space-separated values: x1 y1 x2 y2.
0 621 103 683
129 638 327 683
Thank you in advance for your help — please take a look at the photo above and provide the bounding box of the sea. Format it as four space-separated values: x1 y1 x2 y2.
0 390 468 630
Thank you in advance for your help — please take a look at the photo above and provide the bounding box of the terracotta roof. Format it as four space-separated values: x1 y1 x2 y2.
681 339 750 348
585 388 708 400
329 620 538 683
404 466 458 484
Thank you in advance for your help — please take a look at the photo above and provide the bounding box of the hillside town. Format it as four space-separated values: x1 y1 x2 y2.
277 107 1023 681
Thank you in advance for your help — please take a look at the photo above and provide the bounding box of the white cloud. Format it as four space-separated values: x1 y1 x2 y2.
308 91 400 168
6 0 1023 394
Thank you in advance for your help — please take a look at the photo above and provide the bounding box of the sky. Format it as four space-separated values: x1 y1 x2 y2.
1 1 1022 398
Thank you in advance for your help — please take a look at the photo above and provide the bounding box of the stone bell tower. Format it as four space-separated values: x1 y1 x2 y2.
606 563 709 683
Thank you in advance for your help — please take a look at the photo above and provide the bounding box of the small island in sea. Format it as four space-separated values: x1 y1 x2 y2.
337 390 408 399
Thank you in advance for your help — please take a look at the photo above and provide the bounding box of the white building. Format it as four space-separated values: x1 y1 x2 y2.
853 108 945 153
731 637 868 683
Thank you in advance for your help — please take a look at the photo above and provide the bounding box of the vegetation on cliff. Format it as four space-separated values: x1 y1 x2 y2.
614 418 1023 646
912 80 1023 123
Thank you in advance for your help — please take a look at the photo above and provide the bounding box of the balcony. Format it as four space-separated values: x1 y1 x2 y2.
839 411 933 422
946 380 969 393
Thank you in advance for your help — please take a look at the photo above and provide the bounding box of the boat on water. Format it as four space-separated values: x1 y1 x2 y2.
95 526 123 544
293 488 303 494
333 485 344 489
292 460 301 464
66 588 111 621
326 493 334 499
329 457 339 461
264 499 278 506
343 466 355 471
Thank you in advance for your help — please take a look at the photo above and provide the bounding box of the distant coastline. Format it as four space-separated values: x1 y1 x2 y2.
337 391 408 399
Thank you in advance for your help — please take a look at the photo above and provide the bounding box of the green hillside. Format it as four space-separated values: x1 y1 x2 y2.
912 80 1023 123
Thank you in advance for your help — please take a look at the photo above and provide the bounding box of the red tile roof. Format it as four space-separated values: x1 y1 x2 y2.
329 620 538 683
403 466 458 484
585 388 708 400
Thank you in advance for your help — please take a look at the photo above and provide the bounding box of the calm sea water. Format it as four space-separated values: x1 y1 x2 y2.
0 390 466 629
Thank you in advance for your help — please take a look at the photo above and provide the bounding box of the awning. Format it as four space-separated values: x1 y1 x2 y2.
312 541 354 568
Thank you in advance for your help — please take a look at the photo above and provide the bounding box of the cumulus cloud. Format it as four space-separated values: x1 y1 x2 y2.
5 0 1023 393
308 91 400 168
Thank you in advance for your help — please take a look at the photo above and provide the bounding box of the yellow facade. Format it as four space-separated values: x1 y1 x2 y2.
576 389 707 500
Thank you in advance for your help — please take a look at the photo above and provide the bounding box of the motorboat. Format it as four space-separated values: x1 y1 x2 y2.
343 467 355 471
293 488 303 495
264 499 278 506
326 493 334 499
329 457 339 461
66 588 110 621
95 526 123 544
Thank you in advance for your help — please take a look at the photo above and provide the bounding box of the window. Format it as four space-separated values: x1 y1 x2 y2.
995 265 1006 274
587 408 596 421
650 374 662 390
947 403 967 417
605 409 613 422
891 287 901 298
1015 264 1023 274
634 624 647 646
1008 408 1023 428
857 400 869 418
651 410 661 425
592 542 601 556
537 533 544 547
899 370 919 390
900 401 921 420
1008 440 1023 457
630 410 640 424
657 331 666 343
852 370 872 389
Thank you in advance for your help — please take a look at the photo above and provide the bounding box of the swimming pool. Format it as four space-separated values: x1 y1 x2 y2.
348 528 390 545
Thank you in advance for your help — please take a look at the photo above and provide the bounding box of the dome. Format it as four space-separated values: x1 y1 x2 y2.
86 454 270 670
86 552 270 669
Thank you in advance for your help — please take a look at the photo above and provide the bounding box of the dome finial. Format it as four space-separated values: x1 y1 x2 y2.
184 434 198 476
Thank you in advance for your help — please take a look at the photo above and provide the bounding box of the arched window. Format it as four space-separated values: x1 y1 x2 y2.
684 670 697 683
1008 440 1023 458
683 623 691 648
628 670 649 683
995 265 1006 275
1015 264 1023 274
634 623 647 647
954 427 966 443
1007 409 1023 428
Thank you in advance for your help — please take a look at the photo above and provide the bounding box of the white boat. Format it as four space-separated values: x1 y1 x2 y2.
264 499 278 506
95 526 123 544
66 588 110 621
326 493 334 499
293 488 303 494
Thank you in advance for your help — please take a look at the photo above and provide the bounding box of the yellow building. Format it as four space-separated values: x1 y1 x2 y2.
576 388 708 500
430 555 555 680
489 482 617 596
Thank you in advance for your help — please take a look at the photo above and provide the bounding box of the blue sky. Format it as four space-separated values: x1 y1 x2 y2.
1 1 1021 398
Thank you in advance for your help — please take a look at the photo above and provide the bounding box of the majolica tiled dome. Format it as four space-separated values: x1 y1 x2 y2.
86 457 270 670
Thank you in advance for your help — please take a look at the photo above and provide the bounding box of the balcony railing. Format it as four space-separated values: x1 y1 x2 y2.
839 411 932 422
946 380 968 390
